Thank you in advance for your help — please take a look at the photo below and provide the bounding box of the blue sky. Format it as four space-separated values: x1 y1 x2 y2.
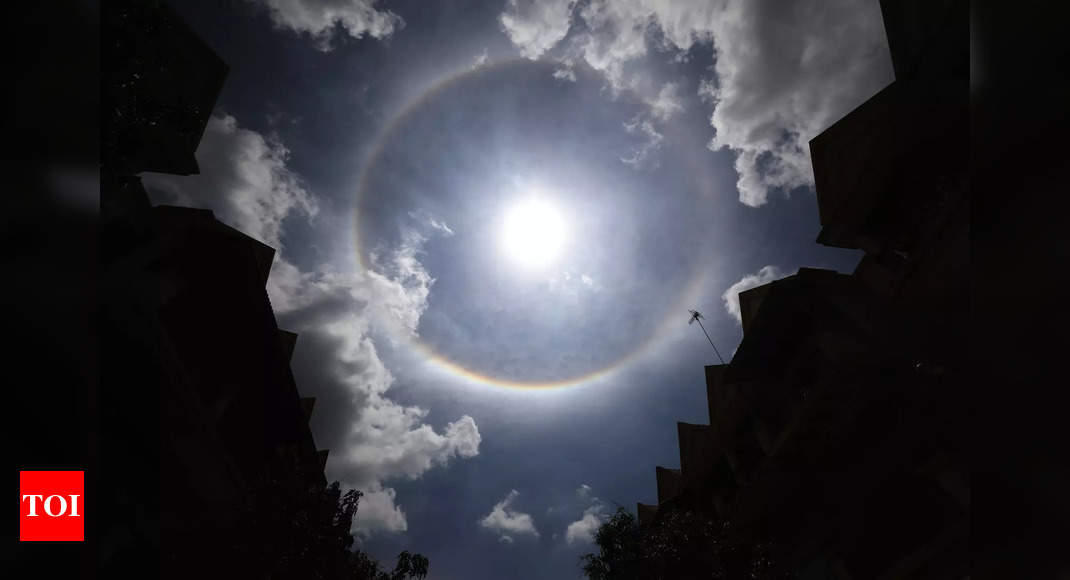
141 1 893 577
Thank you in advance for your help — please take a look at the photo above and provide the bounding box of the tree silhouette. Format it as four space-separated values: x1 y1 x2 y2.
222 466 430 580
580 507 781 579
392 551 429 580
688 310 725 364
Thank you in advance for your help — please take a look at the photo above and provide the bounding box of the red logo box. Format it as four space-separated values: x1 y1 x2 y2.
20 471 84 541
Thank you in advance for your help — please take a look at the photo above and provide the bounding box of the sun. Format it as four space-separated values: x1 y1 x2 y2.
500 197 567 271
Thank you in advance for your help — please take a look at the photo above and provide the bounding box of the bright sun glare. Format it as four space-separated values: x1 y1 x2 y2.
500 197 567 270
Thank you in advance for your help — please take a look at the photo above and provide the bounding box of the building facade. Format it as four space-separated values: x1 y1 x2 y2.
101 1 331 575
637 1 968 577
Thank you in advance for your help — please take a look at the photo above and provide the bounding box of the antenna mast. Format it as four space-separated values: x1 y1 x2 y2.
688 309 725 364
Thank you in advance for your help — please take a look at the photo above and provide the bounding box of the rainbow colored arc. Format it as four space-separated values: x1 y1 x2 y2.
352 58 712 390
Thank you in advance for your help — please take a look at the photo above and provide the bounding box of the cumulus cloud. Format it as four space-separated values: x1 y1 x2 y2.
142 114 480 537
564 484 608 545
335 389 482 490
701 0 892 206
500 0 576 60
499 0 893 205
572 0 653 91
270 235 481 536
565 506 607 545
142 114 317 250
721 265 785 324
354 483 408 533
480 490 540 542
251 0 403 51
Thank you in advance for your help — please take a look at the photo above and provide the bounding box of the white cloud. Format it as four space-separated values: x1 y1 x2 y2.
251 0 403 51
564 484 608 545
142 114 317 250
500 0 576 60
721 265 785 324
697 77 717 104
142 114 481 537
573 0 652 91
342 402 481 488
620 114 664 168
552 66 577 82
701 0 892 206
499 0 893 206
480 490 540 541
471 48 490 70
565 505 607 545
428 217 455 237
272 248 482 536
407 210 455 238
647 81 684 122
353 483 408 533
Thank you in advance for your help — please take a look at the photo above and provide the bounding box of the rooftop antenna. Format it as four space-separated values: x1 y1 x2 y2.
688 309 725 365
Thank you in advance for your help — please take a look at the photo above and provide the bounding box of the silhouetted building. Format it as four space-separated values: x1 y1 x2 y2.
103 0 228 176
812 0 969 373
638 1 968 577
101 2 330 575
103 177 330 516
